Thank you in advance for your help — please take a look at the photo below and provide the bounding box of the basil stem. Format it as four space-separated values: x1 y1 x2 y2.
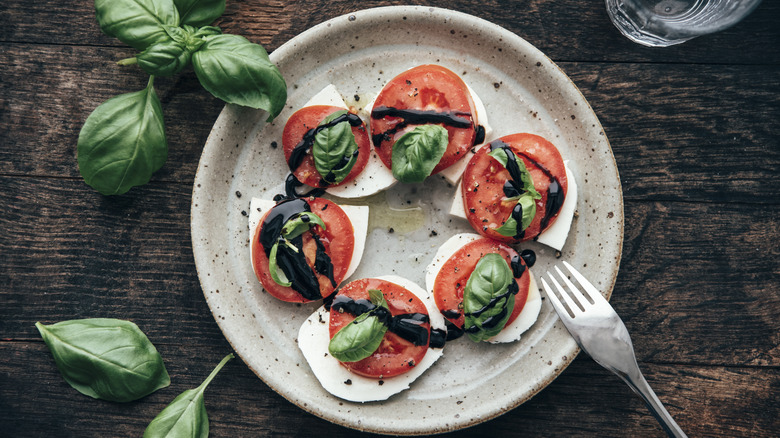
312 110 359 185
488 148 542 237
328 289 389 362
192 34 287 121
35 318 170 402
143 353 234 438
95 0 181 51
391 124 449 183
77 76 168 195
173 0 226 27
463 253 516 342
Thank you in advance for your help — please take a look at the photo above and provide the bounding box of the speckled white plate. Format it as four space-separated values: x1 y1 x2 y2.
191 6 623 435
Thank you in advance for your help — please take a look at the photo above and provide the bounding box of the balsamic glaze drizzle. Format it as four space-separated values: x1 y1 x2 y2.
370 105 484 148
489 140 566 238
288 112 363 175
329 295 434 348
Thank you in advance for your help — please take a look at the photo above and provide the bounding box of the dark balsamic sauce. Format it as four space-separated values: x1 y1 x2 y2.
370 106 478 148
489 140 566 239
510 255 527 278
520 249 537 268
330 295 434 348
277 173 326 201
288 112 363 173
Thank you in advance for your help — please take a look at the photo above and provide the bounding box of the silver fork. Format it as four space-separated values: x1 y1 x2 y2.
541 261 687 438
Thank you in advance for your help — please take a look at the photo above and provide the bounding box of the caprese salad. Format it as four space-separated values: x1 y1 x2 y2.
298 276 445 402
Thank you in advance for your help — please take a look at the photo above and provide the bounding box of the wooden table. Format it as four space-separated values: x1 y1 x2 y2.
2 1 778 436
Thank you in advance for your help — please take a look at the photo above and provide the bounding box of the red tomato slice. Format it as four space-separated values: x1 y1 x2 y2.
370 64 478 175
329 278 430 378
432 238 530 331
251 198 354 303
462 133 568 243
282 105 371 188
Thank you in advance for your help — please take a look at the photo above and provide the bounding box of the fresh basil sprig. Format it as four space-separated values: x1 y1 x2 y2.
489 148 542 237
328 289 389 362
79 0 287 195
143 353 234 438
35 318 170 402
391 125 448 183
268 211 326 287
77 76 168 196
312 111 359 185
463 253 515 342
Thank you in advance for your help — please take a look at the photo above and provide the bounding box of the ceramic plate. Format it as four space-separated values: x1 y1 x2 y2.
191 6 623 435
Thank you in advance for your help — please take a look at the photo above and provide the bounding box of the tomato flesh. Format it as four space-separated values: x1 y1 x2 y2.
432 238 530 330
329 278 430 378
251 198 354 303
371 65 477 175
282 105 371 188
462 133 568 243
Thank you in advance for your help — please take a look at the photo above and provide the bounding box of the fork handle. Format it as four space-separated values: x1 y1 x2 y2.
622 371 687 438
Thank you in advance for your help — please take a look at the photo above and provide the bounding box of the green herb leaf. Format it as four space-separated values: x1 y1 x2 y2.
268 241 292 287
143 353 234 438
281 212 326 240
173 0 226 27
489 148 542 236
77 77 167 195
328 312 388 363
312 111 359 185
368 289 387 309
137 40 191 77
192 34 287 121
35 318 170 402
494 194 538 237
391 125 448 183
463 253 515 342
488 148 541 200
94 0 180 51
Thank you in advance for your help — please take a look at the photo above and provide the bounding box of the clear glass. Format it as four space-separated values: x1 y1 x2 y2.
605 0 763 47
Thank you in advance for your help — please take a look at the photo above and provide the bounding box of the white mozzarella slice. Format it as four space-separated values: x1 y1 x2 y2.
486 271 541 344
247 197 368 281
297 275 444 402
299 84 397 198
448 161 578 251
535 161 578 251
424 233 539 344
438 84 493 186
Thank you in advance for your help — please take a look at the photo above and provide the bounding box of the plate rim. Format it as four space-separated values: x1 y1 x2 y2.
191 5 623 435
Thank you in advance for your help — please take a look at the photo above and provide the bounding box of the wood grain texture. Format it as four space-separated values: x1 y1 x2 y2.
2 343 777 437
2 0 778 65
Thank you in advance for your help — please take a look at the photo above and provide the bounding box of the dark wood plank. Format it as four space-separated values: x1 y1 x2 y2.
2 0 778 65
1 176 778 367
2 342 777 437
1 44 778 204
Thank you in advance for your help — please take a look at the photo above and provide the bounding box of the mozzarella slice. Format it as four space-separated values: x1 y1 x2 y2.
438 84 493 186
297 275 445 402
248 197 368 281
299 85 397 199
424 233 540 344
448 161 578 251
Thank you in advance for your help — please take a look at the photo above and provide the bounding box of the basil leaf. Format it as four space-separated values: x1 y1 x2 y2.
463 253 515 342
174 0 226 27
268 241 292 287
368 289 387 309
143 353 234 438
35 318 170 402
281 211 326 240
192 34 287 121
77 77 167 195
494 193 537 237
391 125 448 183
312 111 359 185
328 312 388 363
488 147 542 199
137 40 191 77
95 0 180 51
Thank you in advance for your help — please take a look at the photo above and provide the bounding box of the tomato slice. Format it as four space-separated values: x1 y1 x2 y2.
328 278 430 378
251 198 354 303
282 105 371 188
370 65 478 175
432 238 530 331
462 133 568 243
